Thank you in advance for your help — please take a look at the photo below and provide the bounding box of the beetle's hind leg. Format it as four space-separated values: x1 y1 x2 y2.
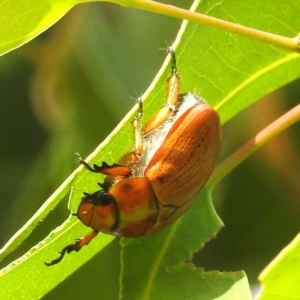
144 47 181 134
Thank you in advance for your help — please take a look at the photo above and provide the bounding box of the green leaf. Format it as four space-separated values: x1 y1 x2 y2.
257 233 300 300
0 0 74 55
1 0 300 299
120 191 252 300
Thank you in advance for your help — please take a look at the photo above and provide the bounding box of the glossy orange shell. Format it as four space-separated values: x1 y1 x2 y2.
144 101 221 234
146 102 220 206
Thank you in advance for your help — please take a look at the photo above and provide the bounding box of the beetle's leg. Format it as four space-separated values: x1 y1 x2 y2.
144 47 180 134
77 155 131 177
119 98 143 166
44 231 99 266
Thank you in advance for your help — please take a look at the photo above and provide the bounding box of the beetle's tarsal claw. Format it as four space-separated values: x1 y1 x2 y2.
135 97 143 120
44 246 70 266
75 152 82 159
166 47 177 75
75 153 85 165
166 46 174 54
78 159 97 172
44 237 88 266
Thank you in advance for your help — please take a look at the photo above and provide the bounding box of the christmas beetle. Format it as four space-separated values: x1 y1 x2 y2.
45 48 221 266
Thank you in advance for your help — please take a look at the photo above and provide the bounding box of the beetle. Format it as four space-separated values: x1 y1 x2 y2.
45 48 221 266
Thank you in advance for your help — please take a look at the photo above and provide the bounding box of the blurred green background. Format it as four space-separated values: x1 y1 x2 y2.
0 2 299 299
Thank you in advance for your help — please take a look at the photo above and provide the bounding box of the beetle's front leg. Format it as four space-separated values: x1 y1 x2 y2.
44 231 99 266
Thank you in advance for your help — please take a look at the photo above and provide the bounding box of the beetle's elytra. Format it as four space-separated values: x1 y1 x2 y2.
45 48 221 266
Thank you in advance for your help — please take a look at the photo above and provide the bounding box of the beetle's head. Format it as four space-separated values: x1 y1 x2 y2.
77 187 119 233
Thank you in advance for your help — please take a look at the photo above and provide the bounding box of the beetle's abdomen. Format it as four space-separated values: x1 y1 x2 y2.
145 101 221 208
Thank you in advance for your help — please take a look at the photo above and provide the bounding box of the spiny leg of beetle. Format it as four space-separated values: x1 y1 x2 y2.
119 97 143 166
76 154 98 172
76 154 131 177
144 48 181 134
132 98 143 159
44 231 99 266
165 47 180 108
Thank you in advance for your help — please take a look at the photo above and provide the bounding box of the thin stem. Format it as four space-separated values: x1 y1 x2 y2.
208 103 300 188
107 0 300 53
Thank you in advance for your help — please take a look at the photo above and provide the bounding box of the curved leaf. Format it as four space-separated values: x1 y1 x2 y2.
258 233 300 300
0 0 74 55
0 0 300 299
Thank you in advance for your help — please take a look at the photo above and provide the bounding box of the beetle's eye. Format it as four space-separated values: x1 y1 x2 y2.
95 192 114 206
